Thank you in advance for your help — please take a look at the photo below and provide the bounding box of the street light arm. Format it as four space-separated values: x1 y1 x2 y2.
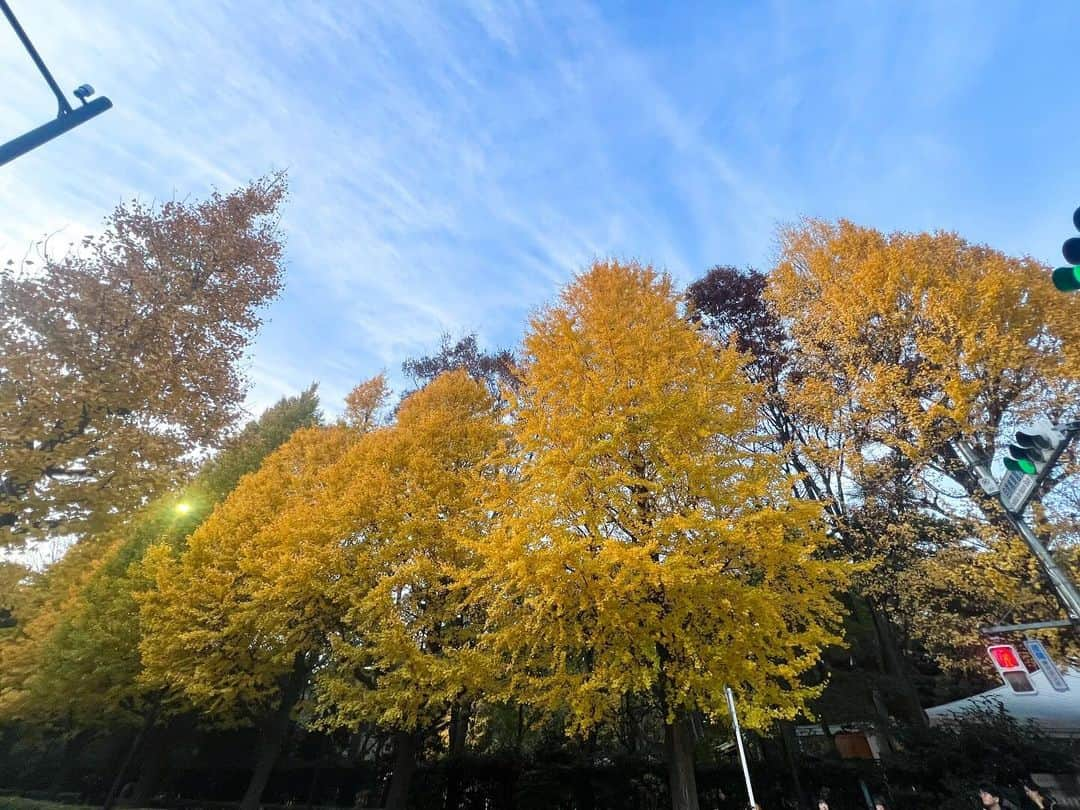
0 0 73 116
0 96 112 167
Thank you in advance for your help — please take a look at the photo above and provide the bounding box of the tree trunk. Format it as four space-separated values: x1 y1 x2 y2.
444 701 469 810
777 720 807 808
128 724 167 807
664 712 700 810
105 698 165 810
867 600 928 728
515 704 525 753
49 728 94 797
573 730 598 810
619 694 639 755
448 700 469 756
239 655 308 810
304 758 323 810
870 688 899 754
382 730 418 810
104 713 154 810
573 768 596 810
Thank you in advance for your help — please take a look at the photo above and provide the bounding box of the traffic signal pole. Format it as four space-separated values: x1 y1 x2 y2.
955 436 1080 626
1000 508 1080 623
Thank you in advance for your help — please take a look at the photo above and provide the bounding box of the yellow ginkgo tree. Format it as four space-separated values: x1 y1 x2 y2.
473 260 848 810
767 218 1080 506
137 421 355 810
312 370 505 810
766 219 1080 670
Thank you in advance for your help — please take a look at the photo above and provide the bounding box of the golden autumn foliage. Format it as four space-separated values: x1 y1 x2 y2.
342 373 390 432
313 370 505 733
767 219 1080 497
472 260 848 737
11 209 1076 809
0 534 119 721
137 424 354 721
0 389 321 729
765 220 1080 673
131 371 502 808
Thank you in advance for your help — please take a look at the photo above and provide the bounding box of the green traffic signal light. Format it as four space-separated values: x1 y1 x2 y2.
1004 456 1038 475
1053 266 1080 292
1052 207 1080 292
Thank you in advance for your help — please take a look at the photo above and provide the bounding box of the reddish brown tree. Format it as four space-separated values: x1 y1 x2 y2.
0 173 288 548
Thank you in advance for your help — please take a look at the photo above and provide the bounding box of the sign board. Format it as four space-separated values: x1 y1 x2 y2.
1024 638 1070 693
1000 468 1038 513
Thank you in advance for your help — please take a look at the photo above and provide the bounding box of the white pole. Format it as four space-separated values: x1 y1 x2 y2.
725 686 756 809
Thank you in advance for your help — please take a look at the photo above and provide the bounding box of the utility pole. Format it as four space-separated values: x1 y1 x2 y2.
0 0 112 167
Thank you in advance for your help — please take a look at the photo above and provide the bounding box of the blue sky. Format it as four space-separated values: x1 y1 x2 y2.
1 0 1077 419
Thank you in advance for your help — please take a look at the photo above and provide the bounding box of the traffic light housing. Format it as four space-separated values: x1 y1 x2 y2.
999 418 1072 513
1052 206 1080 292
987 644 1037 694
1002 420 1066 477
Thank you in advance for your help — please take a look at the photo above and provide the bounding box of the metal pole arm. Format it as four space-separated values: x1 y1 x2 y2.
0 0 112 167
0 0 72 116
1003 509 1080 623
0 96 111 167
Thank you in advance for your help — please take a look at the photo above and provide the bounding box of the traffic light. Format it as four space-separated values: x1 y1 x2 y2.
1052 206 1080 292
1002 420 1066 477
986 644 1037 694
999 418 1072 513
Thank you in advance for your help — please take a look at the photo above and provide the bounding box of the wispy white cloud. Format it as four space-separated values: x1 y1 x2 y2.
1 0 1072 423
